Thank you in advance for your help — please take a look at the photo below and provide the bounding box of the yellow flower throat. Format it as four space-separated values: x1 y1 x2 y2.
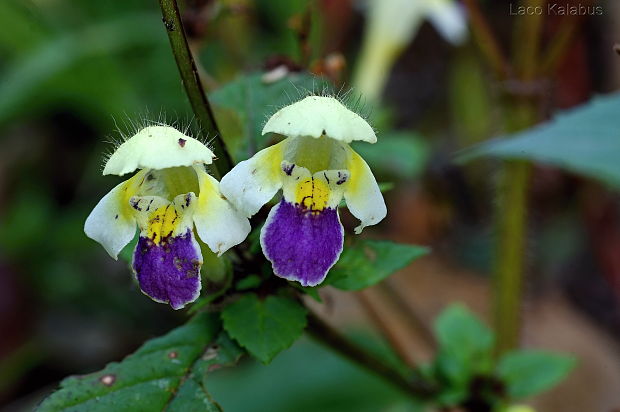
294 178 330 213
147 205 181 245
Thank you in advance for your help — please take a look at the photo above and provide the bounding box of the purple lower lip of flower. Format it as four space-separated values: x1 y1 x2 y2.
133 229 201 309
261 199 344 287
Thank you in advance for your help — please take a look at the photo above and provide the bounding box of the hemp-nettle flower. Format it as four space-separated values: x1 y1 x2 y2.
354 0 467 101
84 125 250 310
220 96 387 287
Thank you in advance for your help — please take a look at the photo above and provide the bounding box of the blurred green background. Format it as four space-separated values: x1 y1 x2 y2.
1 0 620 411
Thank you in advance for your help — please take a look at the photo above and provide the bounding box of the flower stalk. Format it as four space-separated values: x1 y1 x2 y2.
158 0 232 178
306 312 436 400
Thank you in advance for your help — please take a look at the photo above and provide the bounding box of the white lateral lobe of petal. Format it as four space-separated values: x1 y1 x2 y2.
219 140 286 217
427 0 468 45
104 126 215 176
84 179 137 259
128 195 171 232
262 96 377 144
343 147 387 234
193 166 251 255
318 169 350 208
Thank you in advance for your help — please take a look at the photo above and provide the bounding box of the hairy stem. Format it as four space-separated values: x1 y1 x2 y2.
462 0 511 78
306 312 435 400
493 0 544 356
158 0 232 178
493 160 531 355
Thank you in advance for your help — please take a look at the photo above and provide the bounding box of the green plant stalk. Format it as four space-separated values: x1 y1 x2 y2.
493 160 531 355
462 0 511 78
306 312 436 400
512 0 545 80
158 0 232 179
493 0 544 356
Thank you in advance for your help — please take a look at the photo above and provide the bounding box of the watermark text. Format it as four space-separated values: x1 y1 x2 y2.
509 3 603 16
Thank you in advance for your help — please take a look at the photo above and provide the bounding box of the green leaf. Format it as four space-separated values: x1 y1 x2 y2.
167 333 243 412
433 304 494 385
37 313 241 412
458 93 620 188
221 293 307 364
497 350 576 399
211 72 327 161
236 274 264 291
327 240 429 291
290 283 323 302
207 337 424 412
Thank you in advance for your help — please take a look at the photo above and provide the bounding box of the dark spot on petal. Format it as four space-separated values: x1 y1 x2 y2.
130 199 142 211
336 172 348 185
282 163 295 176
322 129 326 135
115 214 119 219
251 168 257 175
178 138 186 147
100 374 116 386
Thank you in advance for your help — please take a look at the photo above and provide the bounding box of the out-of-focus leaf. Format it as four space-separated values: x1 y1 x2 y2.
327 240 429 291
236 274 263 291
289 283 322 302
0 1 48 55
37 313 241 412
299 285 322 302
221 293 307 364
433 304 494 386
208 337 424 412
378 182 395 193
211 72 327 161
497 350 576 399
253 0 311 59
352 132 429 179
0 188 52 256
458 93 620 187
0 12 161 125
